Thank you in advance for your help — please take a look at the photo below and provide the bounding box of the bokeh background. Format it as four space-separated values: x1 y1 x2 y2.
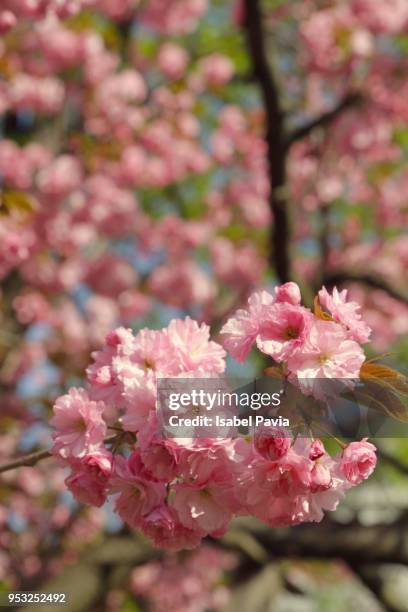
0 0 408 610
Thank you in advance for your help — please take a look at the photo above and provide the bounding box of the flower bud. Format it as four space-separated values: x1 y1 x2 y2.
254 428 291 461
309 439 325 460
274 282 301 305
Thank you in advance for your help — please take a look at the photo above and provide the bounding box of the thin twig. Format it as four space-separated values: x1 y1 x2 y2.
323 271 408 306
286 93 362 147
0 434 119 475
0 448 52 474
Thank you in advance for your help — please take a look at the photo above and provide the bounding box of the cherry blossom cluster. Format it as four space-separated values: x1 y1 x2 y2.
50 283 377 551
0 3 270 395
0 0 269 573
1 0 407 402
1 0 407 594
0 1 86 32
272 0 408 334
130 545 237 612
0 0 208 34
222 282 371 400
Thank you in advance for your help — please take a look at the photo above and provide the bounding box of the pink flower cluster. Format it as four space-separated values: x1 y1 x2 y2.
0 0 208 34
130 545 237 612
284 0 408 316
140 0 208 35
0 1 86 33
1 0 405 590
0 3 268 389
221 282 370 398
51 284 377 551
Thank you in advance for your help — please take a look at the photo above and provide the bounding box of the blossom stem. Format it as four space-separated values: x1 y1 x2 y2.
0 434 118 475
323 271 408 306
0 448 52 474
311 422 347 450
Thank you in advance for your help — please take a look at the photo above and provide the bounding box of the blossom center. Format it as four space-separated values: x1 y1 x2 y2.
143 358 155 370
283 326 299 340
74 418 87 433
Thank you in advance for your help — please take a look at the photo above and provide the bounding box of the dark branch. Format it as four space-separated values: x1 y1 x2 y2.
225 518 408 565
0 434 119 475
287 93 362 147
243 0 291 283
323 271 408 306
0 448 52 474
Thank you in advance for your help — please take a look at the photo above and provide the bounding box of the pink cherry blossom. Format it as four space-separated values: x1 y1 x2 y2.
148 260 216 309
0 11 17 33
256 303 314 362
340 438 377 484
194 54 234 89
254 428 291 461
131 328 177 376
65 450 112 507
121 373 157 433
167 317 226 374
220 290 274 362
310 462 332 493
274 282 302 305
139 416 180 482
51 388 107 459
157 43 189 80
140 0 208 35
318 286 372 343
352 0 408 33
287 320 365 398
260 451 313 498
110 453 166 528
140 505 204 551
309 439 325 460
169 479 237 535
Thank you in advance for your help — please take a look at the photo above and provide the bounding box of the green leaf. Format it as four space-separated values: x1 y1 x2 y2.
394 127 408 152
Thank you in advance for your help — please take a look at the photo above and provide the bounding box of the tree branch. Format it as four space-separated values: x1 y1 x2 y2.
287 93 362 147
226 518 408 565
323 271 408 306
0 448 52 474
0 434 119 475
243 0 291 283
